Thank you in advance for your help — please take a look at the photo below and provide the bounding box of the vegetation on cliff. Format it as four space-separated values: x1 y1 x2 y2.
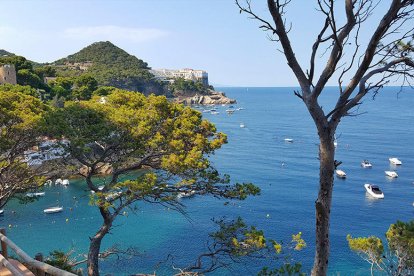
169 77 212 95
0 49 14 57
0 41 224 101
52 41 163 93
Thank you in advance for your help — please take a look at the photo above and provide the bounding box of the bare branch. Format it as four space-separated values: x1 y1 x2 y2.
266 0 310 93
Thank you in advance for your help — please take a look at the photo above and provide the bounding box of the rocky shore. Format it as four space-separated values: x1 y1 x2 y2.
175 90 236 105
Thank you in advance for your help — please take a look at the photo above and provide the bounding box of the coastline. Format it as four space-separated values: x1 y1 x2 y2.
174 89 236 105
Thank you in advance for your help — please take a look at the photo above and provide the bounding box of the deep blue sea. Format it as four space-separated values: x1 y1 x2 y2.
1 87 413 275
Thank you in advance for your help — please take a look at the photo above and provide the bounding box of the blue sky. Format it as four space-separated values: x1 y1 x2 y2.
0 1 399 86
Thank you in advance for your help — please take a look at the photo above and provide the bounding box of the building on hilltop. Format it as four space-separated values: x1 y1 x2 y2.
150 68 209 86
0 64 17 85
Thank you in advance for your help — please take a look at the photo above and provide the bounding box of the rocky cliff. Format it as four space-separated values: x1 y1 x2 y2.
175 90 236 105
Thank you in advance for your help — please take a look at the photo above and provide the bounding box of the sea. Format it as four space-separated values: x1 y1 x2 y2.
1 87 413 275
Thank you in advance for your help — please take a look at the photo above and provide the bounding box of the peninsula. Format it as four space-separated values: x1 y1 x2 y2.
0 41 236 104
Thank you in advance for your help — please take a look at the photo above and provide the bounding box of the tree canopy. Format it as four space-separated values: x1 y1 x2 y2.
169 77 207 95
0 90 47 207
348 220 414 275
52 41 161 93
42 90 259 275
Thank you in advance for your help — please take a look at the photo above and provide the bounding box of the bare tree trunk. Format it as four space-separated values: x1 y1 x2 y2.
312 131 335 276
87 211 113 276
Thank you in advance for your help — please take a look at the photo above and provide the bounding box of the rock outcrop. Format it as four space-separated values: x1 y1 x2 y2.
175 90 236 105
79 163 113 176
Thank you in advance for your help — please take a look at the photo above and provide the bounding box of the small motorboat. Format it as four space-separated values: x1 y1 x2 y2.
361 160 372 168
284 138 293 143
26 192 45 197
0 209 4 216
364 184 384 199
335 169 346 178
389 157 402 165
226 109 235 114
240 123 245 128
177 190 196 199
385 171 398 178
210 111 219 115
91 185 105 194
62 179 70 186
43 206 63 214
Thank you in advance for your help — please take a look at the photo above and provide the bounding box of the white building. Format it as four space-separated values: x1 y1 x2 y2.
24 139 69 166
150 68 209 86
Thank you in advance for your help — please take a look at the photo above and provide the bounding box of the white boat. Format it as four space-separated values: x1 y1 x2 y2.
335 169 346 178
26 192 45 197
361 160 372 168
389 157 402 165
0 209 4 216
61 179 70 186
385 170 398 178
284 138 293 143
364 184 384 199
44 179 53 186
240 123 245 128
177 190 196 199
43 206 63 214
55 178 63 185
210 111 219 115
226 109 235 114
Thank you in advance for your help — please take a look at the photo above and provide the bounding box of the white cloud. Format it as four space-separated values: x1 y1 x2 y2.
63 25 169 43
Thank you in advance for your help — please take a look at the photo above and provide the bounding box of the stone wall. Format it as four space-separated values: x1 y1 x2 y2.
0 64 17 85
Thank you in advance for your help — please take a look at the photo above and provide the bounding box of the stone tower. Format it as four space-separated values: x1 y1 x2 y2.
0 64 17 85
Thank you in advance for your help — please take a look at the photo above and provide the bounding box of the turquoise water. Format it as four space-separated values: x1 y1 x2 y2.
1 87 414 275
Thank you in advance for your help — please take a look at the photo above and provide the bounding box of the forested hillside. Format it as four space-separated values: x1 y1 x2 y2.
52 41 164 94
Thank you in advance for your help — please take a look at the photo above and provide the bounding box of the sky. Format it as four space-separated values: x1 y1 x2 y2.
0 0 402 87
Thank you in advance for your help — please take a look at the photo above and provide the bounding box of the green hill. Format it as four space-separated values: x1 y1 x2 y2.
53 41 165 94
0 49 15 57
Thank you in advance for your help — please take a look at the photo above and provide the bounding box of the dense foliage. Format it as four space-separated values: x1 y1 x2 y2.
45 251 77 273
54 41 149 69
42 90 258 275
0 50 14 57
169 77 207 94
0 90 47 207
52 41 162 93
348 220 414 275
0 55 49 91
0 83 39 98
1 42 211 99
